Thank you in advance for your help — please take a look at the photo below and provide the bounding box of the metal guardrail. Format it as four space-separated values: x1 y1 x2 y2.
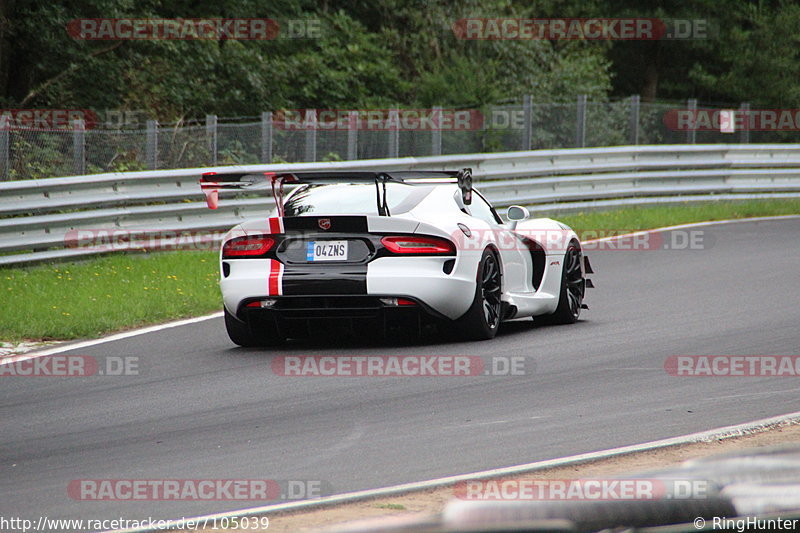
2 144 800 266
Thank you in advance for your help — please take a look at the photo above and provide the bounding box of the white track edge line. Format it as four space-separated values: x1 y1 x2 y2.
7 214 800 366
107 410 800 533
3 312 223 364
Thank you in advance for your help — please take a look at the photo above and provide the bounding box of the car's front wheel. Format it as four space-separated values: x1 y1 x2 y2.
224 308 285 347
453 249 502 340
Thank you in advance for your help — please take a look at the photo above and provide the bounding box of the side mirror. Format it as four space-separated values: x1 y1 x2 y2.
506 205 530 230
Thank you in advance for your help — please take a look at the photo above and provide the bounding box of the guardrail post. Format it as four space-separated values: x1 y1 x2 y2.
0 115 9 180
347 111 358 160
206 114 218 166
522 95 533 150
388 108 399 158
739 102 750 144
304 109 317 161
72 119 86 175
629 94 640 145
575 94 587 148
145 120 158 170
431 106 442 156
260 112 273 163
686 99 697 144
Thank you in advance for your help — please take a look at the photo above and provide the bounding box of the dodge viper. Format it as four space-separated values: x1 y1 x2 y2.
200 169 593 346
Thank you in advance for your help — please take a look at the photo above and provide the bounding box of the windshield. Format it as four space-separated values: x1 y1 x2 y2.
282 182 431 216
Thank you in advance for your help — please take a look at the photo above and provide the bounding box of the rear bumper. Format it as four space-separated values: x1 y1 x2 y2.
221 255 477 321
238 295 446 337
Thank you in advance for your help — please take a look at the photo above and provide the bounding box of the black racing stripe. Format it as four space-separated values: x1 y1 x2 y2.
282 216 368 233
281 264 367 295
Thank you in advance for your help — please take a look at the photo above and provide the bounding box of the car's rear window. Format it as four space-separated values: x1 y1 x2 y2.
283 183 431 216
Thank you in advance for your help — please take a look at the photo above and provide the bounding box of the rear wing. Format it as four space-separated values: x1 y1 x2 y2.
199 169 473 216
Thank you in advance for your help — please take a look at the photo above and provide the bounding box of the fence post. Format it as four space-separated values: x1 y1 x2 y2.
522 95 532 150
304 109 317 161
431 106 442 156
686 98 697 144
387 108 399 158
145 120 158 170
206 114 218 166
261 111 273 163
0 115 9 179
575 94 587 148
629 94 640 145
347 111 358 160
72 119 86 175
739 102 750 144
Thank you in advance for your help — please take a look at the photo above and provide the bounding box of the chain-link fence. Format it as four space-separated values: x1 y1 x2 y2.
2 96 797 180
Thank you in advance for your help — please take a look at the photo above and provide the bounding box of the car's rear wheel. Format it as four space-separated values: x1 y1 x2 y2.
224 308 285 347
453 249 502 340
535 241 584 325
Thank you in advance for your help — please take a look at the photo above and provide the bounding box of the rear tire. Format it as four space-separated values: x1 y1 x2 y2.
535 241 584 325
224 308 285 347
453 249 502 340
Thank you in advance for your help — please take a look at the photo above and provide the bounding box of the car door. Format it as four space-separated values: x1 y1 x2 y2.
467 191 532 295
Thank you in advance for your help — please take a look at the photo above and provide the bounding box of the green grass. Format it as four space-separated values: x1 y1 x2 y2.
374 503 406 510
1 251 219 342
1 199 799 342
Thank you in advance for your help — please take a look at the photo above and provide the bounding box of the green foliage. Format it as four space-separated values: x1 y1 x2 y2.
8 131 73 179
1 0 799 180
1 0 614 117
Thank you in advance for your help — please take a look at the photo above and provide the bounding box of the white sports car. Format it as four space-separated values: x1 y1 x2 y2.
200 169 593 346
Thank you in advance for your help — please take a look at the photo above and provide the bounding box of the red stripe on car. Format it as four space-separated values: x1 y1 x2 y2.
268 217 283 234
268 259 283 295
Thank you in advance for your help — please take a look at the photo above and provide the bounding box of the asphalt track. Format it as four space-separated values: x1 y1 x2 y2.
1 218 799 529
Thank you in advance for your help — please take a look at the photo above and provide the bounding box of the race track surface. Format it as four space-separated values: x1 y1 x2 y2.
2 218 799 528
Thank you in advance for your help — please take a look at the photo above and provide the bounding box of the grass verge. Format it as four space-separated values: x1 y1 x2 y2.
1 251 219 342
1 199 799 342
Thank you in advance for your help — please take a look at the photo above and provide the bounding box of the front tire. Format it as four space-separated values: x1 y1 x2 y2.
535 242 584 325
453 249 502 340
224 308 285 347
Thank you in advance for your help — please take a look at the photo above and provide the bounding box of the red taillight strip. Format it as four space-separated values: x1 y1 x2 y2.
222 236 275 257
381 235 456 255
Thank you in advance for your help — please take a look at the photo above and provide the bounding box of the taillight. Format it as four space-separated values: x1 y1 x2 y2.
381 235 455 255
223 235 275 258
380 297 418 306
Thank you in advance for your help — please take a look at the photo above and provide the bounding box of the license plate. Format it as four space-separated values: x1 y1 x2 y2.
307 240 348 261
